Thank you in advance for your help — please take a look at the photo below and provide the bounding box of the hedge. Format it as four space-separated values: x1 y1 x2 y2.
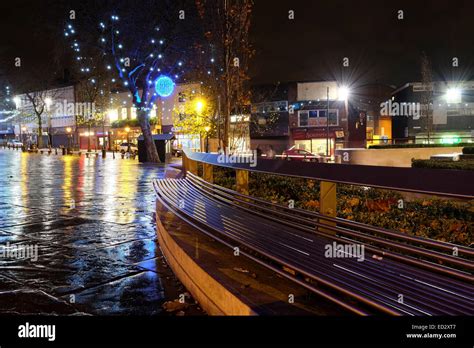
369 143 470 150
412 159 474 170
462 146 474 155
212 168 473 246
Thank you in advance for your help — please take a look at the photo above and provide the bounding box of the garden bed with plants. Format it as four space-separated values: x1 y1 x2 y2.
212 167 473 247
412 159 474 170
368 143 470 149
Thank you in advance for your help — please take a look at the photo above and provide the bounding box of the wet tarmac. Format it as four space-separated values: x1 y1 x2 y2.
0 150 199 316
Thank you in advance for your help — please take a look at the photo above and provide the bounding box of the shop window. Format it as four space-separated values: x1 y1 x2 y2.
121 108 127 120
298 109 339 127
299 112 309 126
329 111 338 126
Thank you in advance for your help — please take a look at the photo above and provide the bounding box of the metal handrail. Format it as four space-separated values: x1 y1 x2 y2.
183 148 474 199
154 178 473 315
154 180 402 315
184 173 473 282
186 172 474 260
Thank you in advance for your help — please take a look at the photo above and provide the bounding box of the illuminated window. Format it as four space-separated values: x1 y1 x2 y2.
107 109 119 122
121 108 128 120
298 109 339 127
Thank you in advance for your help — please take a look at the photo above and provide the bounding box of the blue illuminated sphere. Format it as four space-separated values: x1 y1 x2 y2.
155 75 175 98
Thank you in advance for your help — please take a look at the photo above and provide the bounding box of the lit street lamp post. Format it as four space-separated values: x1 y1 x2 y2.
21 126 27 151
125 127 131 153
204 126 211 153
326 87 330 157
45 97 53 148
326 86 350 158
66 127 72 154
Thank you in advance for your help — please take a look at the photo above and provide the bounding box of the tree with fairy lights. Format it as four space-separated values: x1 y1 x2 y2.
65 20 115 153
64 1 193 162
194 0 254 152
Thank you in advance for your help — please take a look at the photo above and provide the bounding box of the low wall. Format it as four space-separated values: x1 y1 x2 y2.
336 147 464 167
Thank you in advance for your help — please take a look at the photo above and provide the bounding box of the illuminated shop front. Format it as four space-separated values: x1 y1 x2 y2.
292 128 344 156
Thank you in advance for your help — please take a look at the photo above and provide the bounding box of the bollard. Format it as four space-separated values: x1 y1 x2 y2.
203 163 214 183
236 170 249 195
319 181 337 235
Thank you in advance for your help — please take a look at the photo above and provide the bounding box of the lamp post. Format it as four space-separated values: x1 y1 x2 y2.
21 126 27 150
66 127 72 154
326 86 350 158
204 126 211 153
326 87 330 157
195 98 207 152
125 126 131 153
338 86 350 149
102 113 107 158
13 97 22 148
45 97 53 148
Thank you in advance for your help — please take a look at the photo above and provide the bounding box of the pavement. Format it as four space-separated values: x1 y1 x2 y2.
0 149 201 315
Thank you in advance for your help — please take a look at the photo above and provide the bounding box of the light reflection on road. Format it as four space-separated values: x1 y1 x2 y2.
0 150 184 315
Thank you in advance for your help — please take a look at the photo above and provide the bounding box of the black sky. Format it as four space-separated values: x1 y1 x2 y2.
1 0 474 88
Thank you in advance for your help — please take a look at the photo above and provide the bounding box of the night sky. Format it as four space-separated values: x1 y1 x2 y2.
1 0 474 88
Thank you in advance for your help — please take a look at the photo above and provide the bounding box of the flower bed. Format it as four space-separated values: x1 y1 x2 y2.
213 168 473 246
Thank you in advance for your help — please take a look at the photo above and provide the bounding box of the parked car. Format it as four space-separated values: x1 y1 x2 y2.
282 147 321 162
7 140 23 148
119 142 138 154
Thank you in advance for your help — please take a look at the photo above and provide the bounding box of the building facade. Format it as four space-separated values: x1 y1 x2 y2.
391 81 474 143
13 82 203 151
250 81 368 156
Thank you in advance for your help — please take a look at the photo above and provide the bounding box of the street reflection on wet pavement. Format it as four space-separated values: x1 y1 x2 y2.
0 150 193 315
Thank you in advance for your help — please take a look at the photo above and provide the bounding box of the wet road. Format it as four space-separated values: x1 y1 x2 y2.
0 149 192 315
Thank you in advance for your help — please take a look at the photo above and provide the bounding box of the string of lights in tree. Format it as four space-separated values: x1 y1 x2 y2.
64 16 224 114
64 22 111 113
98 15 189 112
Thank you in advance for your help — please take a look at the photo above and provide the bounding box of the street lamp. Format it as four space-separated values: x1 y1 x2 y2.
44 97 52 109
125 126 131 153
446 87 461 104
44 97 53 148
66 127 72 154
13 96 21 108
195 99 206 115
325 86 351 157
21 126 27 147
204 126 211 153
338 86 350 102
